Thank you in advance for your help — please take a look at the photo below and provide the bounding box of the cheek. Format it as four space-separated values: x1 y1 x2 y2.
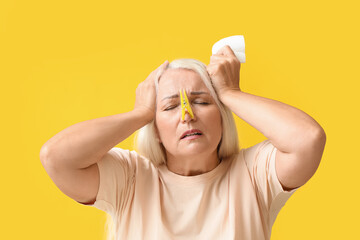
155 112 177 138
202 107 222 123
204 108 223 134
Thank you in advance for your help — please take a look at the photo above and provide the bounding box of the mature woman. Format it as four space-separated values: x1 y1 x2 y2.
40 46 326 240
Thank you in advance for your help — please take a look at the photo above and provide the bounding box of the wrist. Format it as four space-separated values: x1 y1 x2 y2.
131 108 154 124
219 88 242 104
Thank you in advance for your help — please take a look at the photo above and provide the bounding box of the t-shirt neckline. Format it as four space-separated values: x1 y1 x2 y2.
158 156 231 186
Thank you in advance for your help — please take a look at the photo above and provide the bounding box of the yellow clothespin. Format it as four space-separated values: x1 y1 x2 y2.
179 89 194 120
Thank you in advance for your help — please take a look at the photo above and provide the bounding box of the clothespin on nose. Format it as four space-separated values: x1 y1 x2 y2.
179 89 194 120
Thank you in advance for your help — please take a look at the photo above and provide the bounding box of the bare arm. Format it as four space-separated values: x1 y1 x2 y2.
207 45 326 190
40 60 169 169
40 60 169 204
39 110 151 204
221 90 325 154
221 90 326 190
40 110 150 169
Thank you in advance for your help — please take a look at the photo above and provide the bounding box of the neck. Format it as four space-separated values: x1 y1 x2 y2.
165 149 221 176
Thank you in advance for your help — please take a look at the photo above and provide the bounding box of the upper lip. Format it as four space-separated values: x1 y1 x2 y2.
180 129 203 139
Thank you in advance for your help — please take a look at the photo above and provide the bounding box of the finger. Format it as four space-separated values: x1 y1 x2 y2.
216 45 237 58
154 60 169 72
152 60 168 76
159 60 169 72
161 60 169 68
206 65 212 75
206 65 215 76
155 60 169 82
210 54 230 62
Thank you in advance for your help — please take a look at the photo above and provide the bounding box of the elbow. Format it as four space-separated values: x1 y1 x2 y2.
311 119 327 143
310 127 326 154
305 123 326 144
40 144 54 167
314 127 326 146
40 145 49 162
310 127 327 167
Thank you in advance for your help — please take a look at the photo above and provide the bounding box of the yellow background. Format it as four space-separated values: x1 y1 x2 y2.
1 0 359 239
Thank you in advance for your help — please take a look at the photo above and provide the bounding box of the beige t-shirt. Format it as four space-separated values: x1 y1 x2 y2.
81 139 299 239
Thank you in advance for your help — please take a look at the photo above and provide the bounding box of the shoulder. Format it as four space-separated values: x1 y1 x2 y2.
109 147 158 173
241 139 271 166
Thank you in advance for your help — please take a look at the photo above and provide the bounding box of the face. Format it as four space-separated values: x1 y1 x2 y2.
155 68 222 159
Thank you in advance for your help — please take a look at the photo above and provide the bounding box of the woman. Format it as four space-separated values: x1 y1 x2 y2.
40 45 326 240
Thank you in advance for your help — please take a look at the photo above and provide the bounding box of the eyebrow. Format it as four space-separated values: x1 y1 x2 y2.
161 91 210 102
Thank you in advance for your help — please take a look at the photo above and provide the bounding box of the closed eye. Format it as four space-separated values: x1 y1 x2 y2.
164 105 178 111
194 102 209 105
164 102 209 111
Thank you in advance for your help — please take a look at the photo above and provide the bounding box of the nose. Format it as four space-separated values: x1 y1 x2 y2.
181 108 196 123
180 89 196 123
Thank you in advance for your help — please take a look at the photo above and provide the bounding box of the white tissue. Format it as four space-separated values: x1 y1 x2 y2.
212 35 246 63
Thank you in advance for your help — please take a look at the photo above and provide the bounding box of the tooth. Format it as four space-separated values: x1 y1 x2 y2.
185 133 200 137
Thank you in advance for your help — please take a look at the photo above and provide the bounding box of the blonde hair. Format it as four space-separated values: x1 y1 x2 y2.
104 58 240 240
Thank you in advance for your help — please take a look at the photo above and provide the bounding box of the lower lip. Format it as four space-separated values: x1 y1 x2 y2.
181 134 202 140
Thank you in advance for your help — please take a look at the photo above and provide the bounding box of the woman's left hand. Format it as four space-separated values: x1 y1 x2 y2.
206 45 241 102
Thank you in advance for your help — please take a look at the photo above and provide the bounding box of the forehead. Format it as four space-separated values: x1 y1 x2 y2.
158 68 208 95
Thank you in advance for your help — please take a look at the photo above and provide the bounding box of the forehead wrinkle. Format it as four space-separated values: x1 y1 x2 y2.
161 91 209 102
161 93 179 102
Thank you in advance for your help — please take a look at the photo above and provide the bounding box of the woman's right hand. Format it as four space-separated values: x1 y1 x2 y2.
133 60 169 122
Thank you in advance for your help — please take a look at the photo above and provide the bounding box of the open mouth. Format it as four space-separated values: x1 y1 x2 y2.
180 129 203 139
181 132 202 139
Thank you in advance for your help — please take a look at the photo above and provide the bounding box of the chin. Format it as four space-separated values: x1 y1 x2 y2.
181 144 216 155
